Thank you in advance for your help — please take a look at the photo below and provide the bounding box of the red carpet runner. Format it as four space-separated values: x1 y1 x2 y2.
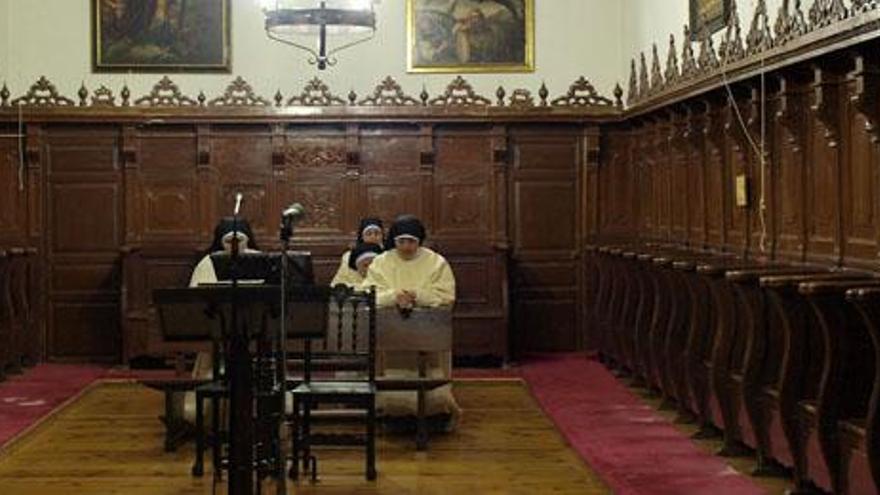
521 354 766 495
0 364 106 448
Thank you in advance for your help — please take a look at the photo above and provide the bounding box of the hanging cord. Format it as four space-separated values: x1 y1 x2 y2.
718 18 769 253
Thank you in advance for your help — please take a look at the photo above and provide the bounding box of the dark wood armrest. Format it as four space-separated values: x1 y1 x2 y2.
799 278 880 296
761 271 870 289
726 265 821 284
8 247 24 256
846 287 880 303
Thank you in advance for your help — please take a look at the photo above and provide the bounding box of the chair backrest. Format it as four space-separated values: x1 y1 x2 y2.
298 285 376 384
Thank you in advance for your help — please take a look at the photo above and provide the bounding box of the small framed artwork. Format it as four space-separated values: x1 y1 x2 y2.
93 0 231 72
689 0 731 39
407 0 535 73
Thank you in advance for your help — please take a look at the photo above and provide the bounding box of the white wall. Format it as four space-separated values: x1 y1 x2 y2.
620 0 790 84
0 0 624 104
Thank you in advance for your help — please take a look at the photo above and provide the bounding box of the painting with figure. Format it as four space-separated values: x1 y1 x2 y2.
689 0 730 39
407 0 534 73
93 0 230 72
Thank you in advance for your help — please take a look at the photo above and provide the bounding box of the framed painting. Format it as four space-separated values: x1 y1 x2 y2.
407 0 535 73
93 0 231 72
689 0 731 39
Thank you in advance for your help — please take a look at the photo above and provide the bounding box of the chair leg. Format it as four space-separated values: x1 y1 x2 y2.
367 398 377 481
192 393 204 477
302 401 312 475
289 396 300 480
416 387 428 451
211 395 222 481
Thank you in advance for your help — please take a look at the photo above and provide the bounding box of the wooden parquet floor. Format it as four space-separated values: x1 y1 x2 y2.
0 381 610 495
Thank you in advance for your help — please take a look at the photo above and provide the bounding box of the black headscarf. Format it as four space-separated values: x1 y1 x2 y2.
356 217 384 244
207 217 259 254
348 242 384 271
385 214 426 250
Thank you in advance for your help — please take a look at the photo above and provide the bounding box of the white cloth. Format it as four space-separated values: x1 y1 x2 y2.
330 251 365 288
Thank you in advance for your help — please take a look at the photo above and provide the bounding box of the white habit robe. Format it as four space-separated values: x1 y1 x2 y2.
362 247 460 427
330 250 364 288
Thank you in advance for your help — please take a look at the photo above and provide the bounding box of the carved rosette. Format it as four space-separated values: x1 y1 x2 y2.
209 77 268 106
284 146 348 168
134 76 197 106
664 34 680 87
299 189 339 228
286 78 345 106
358 76 419 106
550 77 614 107
11 76 75 107
428 76 491 106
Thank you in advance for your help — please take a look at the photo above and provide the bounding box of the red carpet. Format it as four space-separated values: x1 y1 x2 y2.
521 354 766 495
0 364 106 449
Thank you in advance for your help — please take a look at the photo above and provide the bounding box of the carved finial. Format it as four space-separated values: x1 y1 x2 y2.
538 82 549 106
665 34 680 86
650 43 664 93
638 52 650 98
121 84 131 106
720 0 744 63
697 30 719 71
746 0 773 55
775 0 808 44
348 89 357 105
627 59 638 104
809 0 848 29
496 86 506 106
274 90 283 107
420 85 429 105
681 25 698 79
78 82 88 106
90 85 116 107
197 91 206 106
0 82 9 106
851 0 878 14
613 83 624 108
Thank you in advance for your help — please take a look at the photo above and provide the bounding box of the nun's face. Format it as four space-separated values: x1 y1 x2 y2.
362 227 383 246
394 237 420 260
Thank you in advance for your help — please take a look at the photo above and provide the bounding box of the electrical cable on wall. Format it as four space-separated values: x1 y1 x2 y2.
717 1 769 254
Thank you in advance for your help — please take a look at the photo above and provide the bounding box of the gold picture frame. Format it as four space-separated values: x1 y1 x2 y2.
93 0 231 73
689 0 730 39
406 0 535 74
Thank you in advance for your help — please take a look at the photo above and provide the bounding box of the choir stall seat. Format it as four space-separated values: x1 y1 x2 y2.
759 271 874 493
800 277 880 495
846 286 880 494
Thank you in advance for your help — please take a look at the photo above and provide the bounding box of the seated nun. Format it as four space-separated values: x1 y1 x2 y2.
179 217 260 425
330 217 384 287
362 215 460 431
347 242 383 282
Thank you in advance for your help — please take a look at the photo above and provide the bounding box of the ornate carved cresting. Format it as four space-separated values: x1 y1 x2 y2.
849 54 880 143
508 89 535 108
774 0 807 45
358 76 419 106
134 76 197 106
680 26 699 80
627 59 638 105
90 86 116 107
286 78 345 106
650 44 664 93
428 76 491 106
851 0 879 14
746 0 774 55
209 77 268 107
719 1 745 64
551 77 614 107
665 34 680 87
284 146 348 167
808 0 848 29
11 76 74 107
638 52 650 99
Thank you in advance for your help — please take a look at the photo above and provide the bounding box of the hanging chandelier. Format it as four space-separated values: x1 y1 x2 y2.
262 0 377 70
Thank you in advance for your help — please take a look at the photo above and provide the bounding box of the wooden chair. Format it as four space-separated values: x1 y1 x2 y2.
289 285 377 482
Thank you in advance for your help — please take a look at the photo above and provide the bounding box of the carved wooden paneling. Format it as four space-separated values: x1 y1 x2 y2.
0 135 26 242
842 100 879 265
434 127 493 239
704 108 726 246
